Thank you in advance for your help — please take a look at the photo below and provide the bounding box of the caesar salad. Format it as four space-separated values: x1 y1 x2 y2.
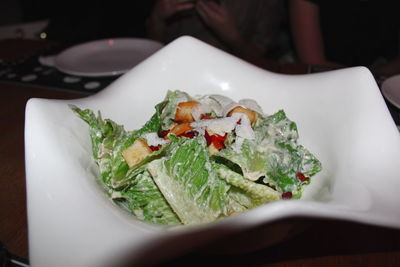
71 90 321 225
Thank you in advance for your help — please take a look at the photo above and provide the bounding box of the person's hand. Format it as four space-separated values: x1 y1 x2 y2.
148 0 194 42
195 0 243 46
152 0 195 21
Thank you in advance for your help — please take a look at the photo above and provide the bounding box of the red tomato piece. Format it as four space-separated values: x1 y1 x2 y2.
282 192 293 199
296 172 309 182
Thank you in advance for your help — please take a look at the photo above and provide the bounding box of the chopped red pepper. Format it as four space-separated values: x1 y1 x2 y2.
204 131 212 145
179 131 198 138
149 145 161 151
296 172 309 182
201 114 214 120
282 192 292 199
210 134 227 150
158 130 170 138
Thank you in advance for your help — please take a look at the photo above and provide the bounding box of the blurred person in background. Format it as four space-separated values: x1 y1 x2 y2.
146 0 291 68
41 1 154 45
288 0 400 76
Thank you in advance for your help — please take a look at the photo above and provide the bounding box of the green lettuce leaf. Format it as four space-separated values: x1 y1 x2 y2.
113 170 181 225
70 102 166 188
215 164 280 208
70 105 127 187
217 110 321 197
147 136 231 225
71 104 181 225
159 90 192 129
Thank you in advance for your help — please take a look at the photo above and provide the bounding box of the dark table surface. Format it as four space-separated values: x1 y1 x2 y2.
1 38 400 266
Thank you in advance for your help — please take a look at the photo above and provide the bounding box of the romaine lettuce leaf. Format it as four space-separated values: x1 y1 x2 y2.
214 164 280 207
147 136 231 225
71 105 181 225
113 170 181 225
70 101 166 188
217 110 321 197
70 105 127 187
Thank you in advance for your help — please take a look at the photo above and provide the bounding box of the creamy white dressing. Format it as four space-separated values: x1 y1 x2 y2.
257 138 277 153
244 170 264 181
98 142 112 158
143 132 169 146
231 136 244 153
111 191 122 199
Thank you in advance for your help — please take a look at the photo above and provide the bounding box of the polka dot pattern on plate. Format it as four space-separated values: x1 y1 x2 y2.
63 76 81 83
84 81 100 90
42 69 55 75
21 74 38 82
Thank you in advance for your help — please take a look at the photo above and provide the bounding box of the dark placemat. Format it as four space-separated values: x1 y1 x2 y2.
0 53 119 95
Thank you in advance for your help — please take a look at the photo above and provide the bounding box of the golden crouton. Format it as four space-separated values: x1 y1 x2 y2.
227 106 256 124
175 101 199 123
122 138 152 168
170 122 192 136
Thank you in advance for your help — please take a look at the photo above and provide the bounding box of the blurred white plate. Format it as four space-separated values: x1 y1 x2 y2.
53 38 163 77
382 74 400 109
25 36 400 267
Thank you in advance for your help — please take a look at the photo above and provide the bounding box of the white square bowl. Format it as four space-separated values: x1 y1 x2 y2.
25 36 400 267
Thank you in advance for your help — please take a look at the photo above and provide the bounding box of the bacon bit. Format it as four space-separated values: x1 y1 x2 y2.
149 145 161 151
158 130 170 138
179 131 198 138
201 114 214 120
210 133 227 150
296 172 309 182
282 192 292 199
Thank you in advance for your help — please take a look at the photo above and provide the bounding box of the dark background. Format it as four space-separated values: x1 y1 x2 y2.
0 0 155 45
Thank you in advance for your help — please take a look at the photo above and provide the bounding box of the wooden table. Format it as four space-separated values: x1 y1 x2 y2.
1 38 400 266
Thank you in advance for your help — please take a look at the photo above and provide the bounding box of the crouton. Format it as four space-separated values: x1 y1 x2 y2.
170 122 192 136
175 101 200 123
227 106 256 124
122 138 152 168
